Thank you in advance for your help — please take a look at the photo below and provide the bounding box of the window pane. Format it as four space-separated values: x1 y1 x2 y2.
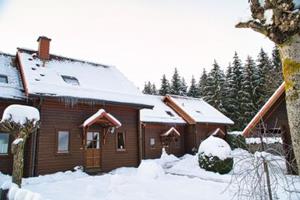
61 75 79 86
58 131 69 153
0 75 8 84
150 138 155 146
117 132 125 150
0 133 9 154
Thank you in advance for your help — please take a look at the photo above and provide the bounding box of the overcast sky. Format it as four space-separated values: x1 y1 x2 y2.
0 0 274 89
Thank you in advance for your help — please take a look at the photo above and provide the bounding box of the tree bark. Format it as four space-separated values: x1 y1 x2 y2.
11 137 26 187
278 34 300 175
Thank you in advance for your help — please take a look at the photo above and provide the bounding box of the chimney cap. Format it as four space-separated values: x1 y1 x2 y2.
37 36 52 42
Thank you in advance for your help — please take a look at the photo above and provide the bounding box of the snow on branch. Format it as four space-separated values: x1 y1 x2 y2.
1 105 40 126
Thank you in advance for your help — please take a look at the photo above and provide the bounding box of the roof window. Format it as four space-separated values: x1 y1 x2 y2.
166 111 175 117
0 74 8 84
61 75 80 86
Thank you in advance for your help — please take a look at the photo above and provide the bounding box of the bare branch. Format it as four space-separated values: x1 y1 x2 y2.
236 20 269 36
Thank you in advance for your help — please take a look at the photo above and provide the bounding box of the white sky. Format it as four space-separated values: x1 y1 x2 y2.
0 0 273 89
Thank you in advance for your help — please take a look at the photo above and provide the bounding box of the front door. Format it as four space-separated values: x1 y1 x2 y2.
85 131 101 168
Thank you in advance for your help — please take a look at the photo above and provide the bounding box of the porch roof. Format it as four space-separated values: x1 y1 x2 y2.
161 127 181 137
82 109 121 128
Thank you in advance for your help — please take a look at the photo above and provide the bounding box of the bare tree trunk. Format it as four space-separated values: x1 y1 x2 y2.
278 34 300 175
11 138 26 187
260 131 273 200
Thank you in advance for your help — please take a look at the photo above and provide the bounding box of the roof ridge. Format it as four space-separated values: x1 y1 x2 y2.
0 51 15 57
17 48 111 68
168 94 204 101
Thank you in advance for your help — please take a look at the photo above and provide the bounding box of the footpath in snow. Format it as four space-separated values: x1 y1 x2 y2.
1 149 299 200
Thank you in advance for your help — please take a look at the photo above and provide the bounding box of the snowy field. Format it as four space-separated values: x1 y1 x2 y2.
1 149 299 200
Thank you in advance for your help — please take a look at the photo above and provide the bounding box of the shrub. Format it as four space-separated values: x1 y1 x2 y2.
198 136 233 174
226 134 247 150
198 153 233 174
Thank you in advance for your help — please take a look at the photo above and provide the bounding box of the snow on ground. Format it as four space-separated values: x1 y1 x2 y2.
1 149 299 200
246 137 283 144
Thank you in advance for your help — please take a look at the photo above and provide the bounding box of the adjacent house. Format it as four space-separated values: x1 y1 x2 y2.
0 52 27 175
141 95 234 158
242 82 297 174
140 95 186 159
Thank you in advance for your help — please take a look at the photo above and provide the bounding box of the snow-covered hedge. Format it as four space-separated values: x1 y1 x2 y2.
226 133 247 150
198 136 233 174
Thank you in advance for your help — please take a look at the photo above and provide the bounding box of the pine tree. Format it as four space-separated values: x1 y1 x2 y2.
256 48 272 108
241 56 258 126
143 81 157 95
198 68 208 98
151 83 158 95
203 60 225 112
271 45 283 89
170 68 181 95
188 76 199 97
222 63 234 119
159 74 171 95
142 81 152 94
180 78 188 96
229 52 244 130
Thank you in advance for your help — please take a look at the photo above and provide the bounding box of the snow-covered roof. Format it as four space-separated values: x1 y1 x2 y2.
242 82 285 137
167 95 234 125
140 95 185 124
0 53 25 100
82 109 121 128
161 127 181 137
17 49 152 108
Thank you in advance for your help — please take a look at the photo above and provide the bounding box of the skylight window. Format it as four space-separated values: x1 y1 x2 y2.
0 74 8 84
61 75 80 86
166 111 175 117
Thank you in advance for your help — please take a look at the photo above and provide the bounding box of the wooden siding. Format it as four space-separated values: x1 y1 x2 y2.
189 123 226 153
143 123 186 159
36 99 140 175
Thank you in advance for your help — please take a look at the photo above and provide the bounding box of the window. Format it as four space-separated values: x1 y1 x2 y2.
174 138 180 148
117 132 126 151
0 133 9 154
165 111 174 117
0 75 8 84
57 131 70 153
61 75 80 86
87 132 100 149
150 138 155 148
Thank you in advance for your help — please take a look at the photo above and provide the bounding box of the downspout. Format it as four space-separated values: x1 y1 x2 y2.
138 111 143 163
31 96 43 176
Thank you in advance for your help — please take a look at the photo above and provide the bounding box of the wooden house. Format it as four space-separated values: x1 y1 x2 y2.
0 52 28 175
242 83 297 174
140 95 186 158
0 37 153 176
140 95 234 158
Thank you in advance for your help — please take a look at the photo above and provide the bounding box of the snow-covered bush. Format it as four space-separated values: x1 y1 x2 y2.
137 160 164 179
198 136 233 174
226 133 247 150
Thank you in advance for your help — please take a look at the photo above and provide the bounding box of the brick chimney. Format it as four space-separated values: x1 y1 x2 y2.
37 36 51 60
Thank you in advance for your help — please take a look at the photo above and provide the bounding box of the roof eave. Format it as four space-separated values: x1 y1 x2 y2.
242 82 285 137
28 93 154 109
